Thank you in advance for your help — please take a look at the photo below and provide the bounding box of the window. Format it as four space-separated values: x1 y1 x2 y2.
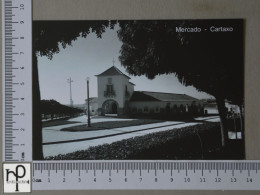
108 78 112 84
198 104 202 112
104 84 116 97
144 106 149 112
166 103 171 113
131 107 137 113
173 105 178 113
107 85 113 93
125 85 130 97
186 104 189 112
180 104 184 112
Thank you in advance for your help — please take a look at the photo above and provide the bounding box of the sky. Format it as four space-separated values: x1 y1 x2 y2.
38 25 213 105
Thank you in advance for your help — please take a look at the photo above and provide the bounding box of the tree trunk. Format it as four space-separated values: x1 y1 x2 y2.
232 113 237 139
239 105 244 134
216 97 228 147
239 104 245 158
33 54 44 160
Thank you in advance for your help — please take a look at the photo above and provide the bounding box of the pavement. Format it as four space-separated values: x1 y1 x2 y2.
42 115 221 157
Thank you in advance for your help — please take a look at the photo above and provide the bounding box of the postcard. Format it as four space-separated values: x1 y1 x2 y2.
33 19 244 161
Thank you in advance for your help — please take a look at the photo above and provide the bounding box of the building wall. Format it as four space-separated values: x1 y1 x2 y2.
85 99 98 116
119 76 135 103
87 102 98 116
124 83 134 103
203 102 241 115
128 84 134 94
129 100 202 114
203 106 219 114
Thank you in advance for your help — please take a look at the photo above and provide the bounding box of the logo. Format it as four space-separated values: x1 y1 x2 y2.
3 163 31 193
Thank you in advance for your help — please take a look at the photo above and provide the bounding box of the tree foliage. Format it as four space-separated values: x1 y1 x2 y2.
117 20 244 105
33 21 117 59
117 20 244 148
41 99 83 118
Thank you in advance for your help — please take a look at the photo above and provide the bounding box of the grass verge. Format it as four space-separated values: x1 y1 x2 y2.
42 119 80 128
61 119 164 131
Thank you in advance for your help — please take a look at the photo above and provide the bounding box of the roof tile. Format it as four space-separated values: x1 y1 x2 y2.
96 66 130 79
130 91 199 102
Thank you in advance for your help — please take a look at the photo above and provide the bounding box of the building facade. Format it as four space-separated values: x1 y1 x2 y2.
96 66 203 116
128 91 203 115
203 99 241 115
96 66 134 115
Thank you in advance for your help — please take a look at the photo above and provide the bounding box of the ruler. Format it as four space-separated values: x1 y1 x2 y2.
32 161 260 190
2 0 32 162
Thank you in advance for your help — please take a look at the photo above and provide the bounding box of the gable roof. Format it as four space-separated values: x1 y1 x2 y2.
130 91 199 102
129 91 160 102
96 66 131 79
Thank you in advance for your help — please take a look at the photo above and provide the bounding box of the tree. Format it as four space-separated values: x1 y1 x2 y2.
33 21 116 159
117 20 244 148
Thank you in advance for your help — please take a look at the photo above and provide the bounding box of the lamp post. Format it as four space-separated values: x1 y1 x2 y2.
86 77 91 127
67 77 73 107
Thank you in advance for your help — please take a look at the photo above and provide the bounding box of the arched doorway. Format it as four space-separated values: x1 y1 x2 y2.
112 102 117 114
165 103 171 113
173 105 178 113
180 104 184 113
102 99 119 114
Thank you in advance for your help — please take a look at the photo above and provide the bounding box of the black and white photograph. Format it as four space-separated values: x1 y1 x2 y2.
32 19 244 160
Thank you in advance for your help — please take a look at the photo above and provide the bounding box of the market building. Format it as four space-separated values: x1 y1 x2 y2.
95 66 203 116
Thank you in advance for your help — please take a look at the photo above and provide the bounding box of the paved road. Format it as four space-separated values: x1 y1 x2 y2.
42 115 220 157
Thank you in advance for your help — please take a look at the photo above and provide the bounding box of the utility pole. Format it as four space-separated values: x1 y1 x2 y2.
67 77 73 107
86 77 91 127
